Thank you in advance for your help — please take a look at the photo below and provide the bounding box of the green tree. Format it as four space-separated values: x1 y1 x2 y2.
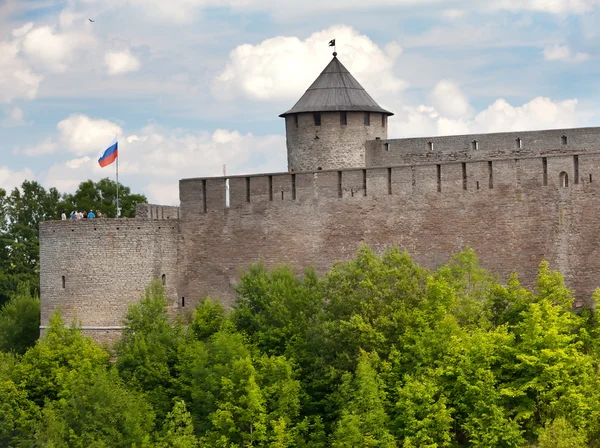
116 281 186 419
331 351 396 448
0 282 40 354
35 368 154 447
62 178 146 218
159 400 199 448
16 313 110 406
536 417 587 448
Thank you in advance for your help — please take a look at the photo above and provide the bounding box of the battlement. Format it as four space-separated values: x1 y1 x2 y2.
135 204 180 220
367 126 600 166
179 151 600 216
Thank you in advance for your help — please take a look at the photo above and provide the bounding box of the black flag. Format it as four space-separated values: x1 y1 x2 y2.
329 39 335 47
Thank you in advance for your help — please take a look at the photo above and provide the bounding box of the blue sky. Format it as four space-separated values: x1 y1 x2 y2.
1 0 599 204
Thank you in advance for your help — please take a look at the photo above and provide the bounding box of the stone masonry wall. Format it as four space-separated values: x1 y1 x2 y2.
366 127 600 167
286 111 387 172
39 219 179 343
179 151 600 310
136 204 180 220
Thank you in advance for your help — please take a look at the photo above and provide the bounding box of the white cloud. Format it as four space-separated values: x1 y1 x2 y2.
390 95 580 138
543 44 589 62
0 166 35 192
214 25 407 102
490 0 600 14
430 80 474 119
13 138 57 156
21 25 95 73
1 106 24 126
56 114 123 156
0 39 42 103
104 49 141 75
442 9 466 19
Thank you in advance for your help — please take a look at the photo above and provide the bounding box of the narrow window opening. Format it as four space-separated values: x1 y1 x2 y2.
381 114 386 127
313 113 321 126
562 135 568 145
471 140 479 150
462 163 467 191
62 276 65 289
202 179 207 213
411 166 416 187
291 174 297 200
181 297 185 307
338 171 343 198
225 179 230 208
351 189 354 198
574 155 579 185
245 177 250 203
161 274 166 286
428 142 434 151
476 181 480 190
294 114 298 128
281 190 284 200
317 167 322 170
340 112 347 126
268 176 273 201
542 157 548 186
488 161 494 189
364 112 370 126
387 168 392 195
384 143 390 152
362 169 367 196
590 174 593 183
437 164 442 192
516 138 522 149
560 171 569 188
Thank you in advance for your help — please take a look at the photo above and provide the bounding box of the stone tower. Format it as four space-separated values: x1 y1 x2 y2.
280 54 394 172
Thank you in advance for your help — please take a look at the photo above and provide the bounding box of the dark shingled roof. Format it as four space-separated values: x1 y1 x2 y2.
279 55 394 117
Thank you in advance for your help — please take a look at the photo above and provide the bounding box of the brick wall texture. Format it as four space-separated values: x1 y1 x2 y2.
39 219 179 338
286 111 387 172
39 126 600 339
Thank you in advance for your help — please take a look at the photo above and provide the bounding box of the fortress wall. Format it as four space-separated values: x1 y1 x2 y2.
136 204 180 220
178 152 600 309
366 127 600 167
40 220 179 339
286 111 387 172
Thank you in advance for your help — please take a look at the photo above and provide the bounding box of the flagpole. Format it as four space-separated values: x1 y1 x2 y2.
116 136 120 218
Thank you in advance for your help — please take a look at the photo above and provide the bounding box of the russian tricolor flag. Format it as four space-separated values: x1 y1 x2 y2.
98 137 118 168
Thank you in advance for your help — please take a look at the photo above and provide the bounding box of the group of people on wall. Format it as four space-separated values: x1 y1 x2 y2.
61 210 105 220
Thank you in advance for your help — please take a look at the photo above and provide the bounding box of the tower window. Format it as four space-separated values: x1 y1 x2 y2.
516 138 522 149
471 140 479 150
560 171 569 188
294 114 298 128
384 143 390 152
562 135 568 145
313 113 321 126
181 297 185 307
428 142 434 151
340 112 347 125
62 276 65 289
364 112 370 126
161 274 166 286
382 114 386 127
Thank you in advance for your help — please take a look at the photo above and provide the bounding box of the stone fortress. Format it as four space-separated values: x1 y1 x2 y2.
40 54 600 342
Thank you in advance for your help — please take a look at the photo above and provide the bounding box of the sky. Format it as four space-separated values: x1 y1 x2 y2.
1 0 599 205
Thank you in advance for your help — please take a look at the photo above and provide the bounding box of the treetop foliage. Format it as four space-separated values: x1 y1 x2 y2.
2 246 600 447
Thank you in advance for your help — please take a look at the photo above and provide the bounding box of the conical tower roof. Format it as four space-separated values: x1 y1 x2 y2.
279 55 393 117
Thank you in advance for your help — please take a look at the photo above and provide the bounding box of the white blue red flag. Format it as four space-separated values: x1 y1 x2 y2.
98 137 118 168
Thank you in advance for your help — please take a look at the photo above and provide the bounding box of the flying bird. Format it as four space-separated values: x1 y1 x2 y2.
88 18 95 22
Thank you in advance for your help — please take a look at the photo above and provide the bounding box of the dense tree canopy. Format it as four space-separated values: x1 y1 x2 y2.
1 247 600 447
